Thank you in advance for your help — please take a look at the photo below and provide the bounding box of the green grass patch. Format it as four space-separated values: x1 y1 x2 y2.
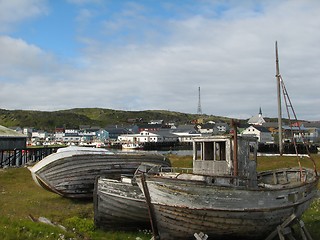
0 167 152 240
0 154 319 239
166 154 193 168
0 216 75 240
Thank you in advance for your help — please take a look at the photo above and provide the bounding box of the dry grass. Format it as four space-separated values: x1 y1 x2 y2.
0 154 319 239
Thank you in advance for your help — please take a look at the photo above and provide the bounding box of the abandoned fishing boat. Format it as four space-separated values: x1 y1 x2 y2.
29 146 170 198
137 135 319 239
94 174 150 231
137 42 319 240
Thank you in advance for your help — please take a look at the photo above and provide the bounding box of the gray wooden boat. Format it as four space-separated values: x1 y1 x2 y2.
94 175 150 231
137 135 319 240
29 146 170 198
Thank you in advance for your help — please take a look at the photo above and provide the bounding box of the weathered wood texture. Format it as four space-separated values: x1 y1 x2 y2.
137 135 319 240
139 168 318 240
94 177 150 231
29 147 170 198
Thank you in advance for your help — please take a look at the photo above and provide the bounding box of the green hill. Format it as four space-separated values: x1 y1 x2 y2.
0 108 233 132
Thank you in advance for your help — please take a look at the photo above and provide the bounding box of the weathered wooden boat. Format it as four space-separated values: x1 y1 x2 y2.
136 42 319 240
137 134 319 240
94 174 150 231
29 146 170 198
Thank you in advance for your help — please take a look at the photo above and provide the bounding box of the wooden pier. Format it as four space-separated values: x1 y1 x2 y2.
0 147 61 168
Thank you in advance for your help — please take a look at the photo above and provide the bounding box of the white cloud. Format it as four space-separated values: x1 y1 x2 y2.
0 0 48 32
0 0 320 121
0 36 59 79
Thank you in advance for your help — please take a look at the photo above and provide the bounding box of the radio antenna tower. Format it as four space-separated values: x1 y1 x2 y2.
197 86 202 114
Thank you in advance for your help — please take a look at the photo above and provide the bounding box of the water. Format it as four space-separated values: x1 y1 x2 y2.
116 149 194 156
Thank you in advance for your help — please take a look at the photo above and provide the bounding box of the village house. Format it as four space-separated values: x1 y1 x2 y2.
261 121 320 144
78 126 105 141
171 125 201 143
242 125 273 143
148 120 164 125
105 126 132 141
215 122 229 133
136 123 162 133
261 122 279 136
63 129 81 144
118 131 163 143
157 129 179 143
195 122 229 135
32 130 48 140
118 129 179 144
300 122 320 143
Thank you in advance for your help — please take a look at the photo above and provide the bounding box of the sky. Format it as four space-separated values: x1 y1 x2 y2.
0 0 320 121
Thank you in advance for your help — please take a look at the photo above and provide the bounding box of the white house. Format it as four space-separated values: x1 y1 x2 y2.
195 122 229 135
32 130 48 140
242 125 273 143
118 131 164 143
171 125 201 143
118 130 179 143
196 123 215 134
172 132 201 143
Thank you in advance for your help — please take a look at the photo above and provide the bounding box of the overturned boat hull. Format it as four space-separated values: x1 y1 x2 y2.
94 176 150 231
29 146 170 198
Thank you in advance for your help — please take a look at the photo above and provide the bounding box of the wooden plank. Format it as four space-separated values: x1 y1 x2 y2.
140 173 159 239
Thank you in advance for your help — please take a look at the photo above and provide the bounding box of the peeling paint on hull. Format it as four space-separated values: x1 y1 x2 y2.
29 147 170 198
139 168 319 240
94 177 150 231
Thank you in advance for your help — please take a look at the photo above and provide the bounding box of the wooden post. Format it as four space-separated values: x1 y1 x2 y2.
275 41 283 155
231 120 238 176
0 150 3 168
140 174 159 239
18 149 23 166
13 149 17 166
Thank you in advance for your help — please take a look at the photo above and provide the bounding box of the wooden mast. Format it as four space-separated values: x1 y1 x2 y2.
275 41 283 155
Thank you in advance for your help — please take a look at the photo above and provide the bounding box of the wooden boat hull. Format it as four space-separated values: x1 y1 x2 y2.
94 177 150 231
29 147 170 198
138 168 319 240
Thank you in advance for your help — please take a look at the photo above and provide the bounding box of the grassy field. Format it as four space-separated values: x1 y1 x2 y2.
0 154 319 240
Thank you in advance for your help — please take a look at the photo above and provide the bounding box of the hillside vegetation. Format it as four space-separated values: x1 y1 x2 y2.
0 108 232 131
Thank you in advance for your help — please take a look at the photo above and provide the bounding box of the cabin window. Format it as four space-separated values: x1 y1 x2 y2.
201 141 226 161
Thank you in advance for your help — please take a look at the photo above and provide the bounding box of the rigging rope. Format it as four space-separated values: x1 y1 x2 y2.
279 75 318 178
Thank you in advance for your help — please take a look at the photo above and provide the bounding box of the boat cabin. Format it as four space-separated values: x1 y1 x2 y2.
192 135 258 183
